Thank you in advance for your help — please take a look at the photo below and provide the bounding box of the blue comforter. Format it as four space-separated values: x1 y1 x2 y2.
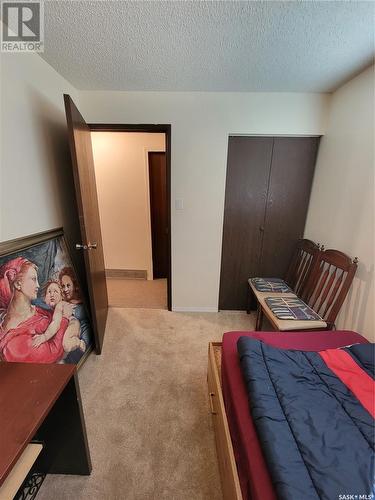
237 337 375 500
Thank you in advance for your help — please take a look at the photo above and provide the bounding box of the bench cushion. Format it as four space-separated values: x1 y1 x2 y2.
249 277 292 293
265 296 323 321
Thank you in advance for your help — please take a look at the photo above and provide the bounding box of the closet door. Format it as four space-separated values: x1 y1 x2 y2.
219 137 273 310
260 137 320 278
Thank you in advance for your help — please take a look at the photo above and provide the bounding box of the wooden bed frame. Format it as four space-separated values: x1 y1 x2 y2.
207 342 243 500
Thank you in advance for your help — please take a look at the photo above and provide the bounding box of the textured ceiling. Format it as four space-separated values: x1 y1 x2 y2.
41 0 375 92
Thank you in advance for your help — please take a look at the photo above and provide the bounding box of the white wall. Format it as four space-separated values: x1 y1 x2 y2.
305 66 375 341
0 41 88 292
0 48 79 241
2 48 370 332
91 132 165 278
79 91 329 311
0 49 329 312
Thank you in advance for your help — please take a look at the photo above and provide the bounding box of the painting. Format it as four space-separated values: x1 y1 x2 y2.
0 228 92 366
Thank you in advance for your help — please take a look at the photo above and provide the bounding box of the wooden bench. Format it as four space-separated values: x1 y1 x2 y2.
254 249 358 331
247 238 321 314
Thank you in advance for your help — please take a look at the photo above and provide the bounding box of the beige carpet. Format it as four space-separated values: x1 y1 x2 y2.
37 308 255 500
107 279 167 309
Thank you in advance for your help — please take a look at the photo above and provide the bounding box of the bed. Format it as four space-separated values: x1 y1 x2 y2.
207 330 371 500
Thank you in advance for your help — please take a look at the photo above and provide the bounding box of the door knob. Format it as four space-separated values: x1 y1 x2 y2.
76 242 97 250
259 226 265 232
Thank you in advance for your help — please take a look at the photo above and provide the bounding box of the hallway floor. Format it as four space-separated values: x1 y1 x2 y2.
107 278 167 309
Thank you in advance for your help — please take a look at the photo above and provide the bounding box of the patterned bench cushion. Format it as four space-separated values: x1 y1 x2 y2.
265 296 323 321
250 277 292 293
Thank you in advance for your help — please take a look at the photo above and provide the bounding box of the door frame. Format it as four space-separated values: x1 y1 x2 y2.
88 123 172 311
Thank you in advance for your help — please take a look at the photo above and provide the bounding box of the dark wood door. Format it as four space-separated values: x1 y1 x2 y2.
219 137 273 310
148 152 168 279
260 137 320 278
219 136 320 311
64 94 108 354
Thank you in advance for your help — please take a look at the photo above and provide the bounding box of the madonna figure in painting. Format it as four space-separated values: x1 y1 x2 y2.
0 257 71 363
0 231 93 366
32 280 86 354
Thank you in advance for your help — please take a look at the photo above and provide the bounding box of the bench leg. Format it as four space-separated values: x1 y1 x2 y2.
246 288 251 314
246 286 257 314
255 305 263 331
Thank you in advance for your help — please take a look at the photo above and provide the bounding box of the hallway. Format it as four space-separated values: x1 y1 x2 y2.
106 278 167 309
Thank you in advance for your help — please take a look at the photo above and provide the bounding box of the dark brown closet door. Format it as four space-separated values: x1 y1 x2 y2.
219 137 273 310
260 137 320 278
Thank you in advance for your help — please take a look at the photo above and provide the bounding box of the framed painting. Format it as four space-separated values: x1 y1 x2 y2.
0 228 93 367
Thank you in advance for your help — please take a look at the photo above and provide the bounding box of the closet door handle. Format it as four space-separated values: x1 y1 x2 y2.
259 226 265 232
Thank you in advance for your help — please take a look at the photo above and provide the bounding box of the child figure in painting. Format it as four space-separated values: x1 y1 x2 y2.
32 281 86 353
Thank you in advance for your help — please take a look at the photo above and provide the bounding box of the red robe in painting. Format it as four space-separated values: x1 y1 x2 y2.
0 307 68 363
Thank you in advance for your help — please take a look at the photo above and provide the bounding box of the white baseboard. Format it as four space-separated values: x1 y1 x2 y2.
172 306 219 313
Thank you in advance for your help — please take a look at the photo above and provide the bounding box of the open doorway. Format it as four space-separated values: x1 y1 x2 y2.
89 124 171 310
